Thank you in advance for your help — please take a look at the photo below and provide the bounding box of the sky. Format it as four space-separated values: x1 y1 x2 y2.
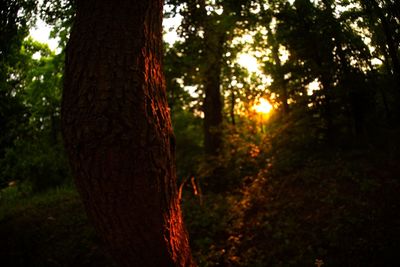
29 19 60 51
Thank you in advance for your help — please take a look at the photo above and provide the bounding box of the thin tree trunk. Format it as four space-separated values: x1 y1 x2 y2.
271 40 289 116
62 1 194 266
230 90 236 126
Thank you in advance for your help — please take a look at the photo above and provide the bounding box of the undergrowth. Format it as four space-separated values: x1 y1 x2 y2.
0 185 116 267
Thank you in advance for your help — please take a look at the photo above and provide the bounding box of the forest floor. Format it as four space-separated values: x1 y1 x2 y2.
181 138 400 266
1 130 399 267
0 186 116 267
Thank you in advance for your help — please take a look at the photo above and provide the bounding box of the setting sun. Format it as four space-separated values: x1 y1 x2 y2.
253 97 273 114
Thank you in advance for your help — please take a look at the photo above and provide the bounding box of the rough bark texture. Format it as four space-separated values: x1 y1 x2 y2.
61 1 195 266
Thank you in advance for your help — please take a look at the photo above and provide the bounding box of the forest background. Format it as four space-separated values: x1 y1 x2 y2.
1 0 399 266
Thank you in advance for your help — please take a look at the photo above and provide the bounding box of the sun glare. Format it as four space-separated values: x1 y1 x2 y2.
237 53 259 73
253 98 273 114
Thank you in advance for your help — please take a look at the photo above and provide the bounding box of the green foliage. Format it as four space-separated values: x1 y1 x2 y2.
39 0 75 49
0 37 69 192
182 193 238 267
172 109 203 179
1 136 69 192
0 0 37 161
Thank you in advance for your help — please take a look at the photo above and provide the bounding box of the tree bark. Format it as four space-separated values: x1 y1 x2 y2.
201 6 225 157
61 1 195 266
203 42 223 156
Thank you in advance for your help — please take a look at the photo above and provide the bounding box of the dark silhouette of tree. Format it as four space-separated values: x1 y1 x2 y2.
62 0 195 266
359 0 400 119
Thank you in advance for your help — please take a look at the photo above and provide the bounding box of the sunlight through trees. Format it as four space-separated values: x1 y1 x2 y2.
252 97 273 115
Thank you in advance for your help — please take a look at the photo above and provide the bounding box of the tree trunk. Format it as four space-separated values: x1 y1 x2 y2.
202 32 225 191
61 1 195 266
202 19 224 156
230 89 236 126
271 38 289 116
